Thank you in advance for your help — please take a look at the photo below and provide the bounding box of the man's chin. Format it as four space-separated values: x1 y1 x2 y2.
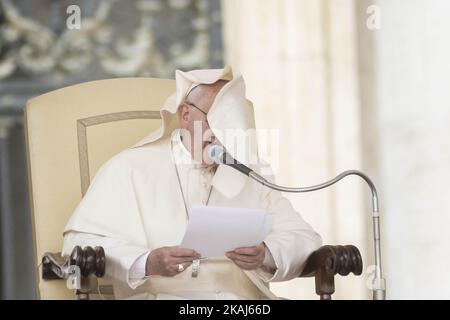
201 144 215 165
201 154 214 167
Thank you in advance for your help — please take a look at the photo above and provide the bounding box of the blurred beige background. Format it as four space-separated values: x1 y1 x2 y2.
1 0 449 299
222 0 450 299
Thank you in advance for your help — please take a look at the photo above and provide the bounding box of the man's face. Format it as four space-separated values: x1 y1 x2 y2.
178 80 227 164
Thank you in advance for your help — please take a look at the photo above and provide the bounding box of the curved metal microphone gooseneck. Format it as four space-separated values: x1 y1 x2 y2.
209 145 386 300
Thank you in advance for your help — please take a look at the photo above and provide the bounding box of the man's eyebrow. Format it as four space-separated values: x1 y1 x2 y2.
184 100 207 115
184 99 197 108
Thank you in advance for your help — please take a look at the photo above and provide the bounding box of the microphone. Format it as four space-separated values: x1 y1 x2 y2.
208 144 253 176
208 144 386 300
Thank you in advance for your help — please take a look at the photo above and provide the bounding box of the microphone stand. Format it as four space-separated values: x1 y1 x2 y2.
247 169 386 300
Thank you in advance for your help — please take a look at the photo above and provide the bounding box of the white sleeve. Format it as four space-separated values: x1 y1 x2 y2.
62 231 150 289
253 243 279 283
253 169 323 283
129 252 150 279
263 245 277 270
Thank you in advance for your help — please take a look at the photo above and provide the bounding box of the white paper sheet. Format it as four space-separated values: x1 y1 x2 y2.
180 206 273 257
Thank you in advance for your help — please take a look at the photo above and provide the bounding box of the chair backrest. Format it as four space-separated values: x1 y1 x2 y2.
24 78 175 299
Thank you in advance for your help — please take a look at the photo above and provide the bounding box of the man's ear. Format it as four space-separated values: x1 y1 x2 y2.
178 103 190 127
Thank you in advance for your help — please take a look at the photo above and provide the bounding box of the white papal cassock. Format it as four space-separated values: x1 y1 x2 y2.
62 66 322 299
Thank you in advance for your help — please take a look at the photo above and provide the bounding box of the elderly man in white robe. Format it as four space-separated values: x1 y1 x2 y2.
62 66 322 300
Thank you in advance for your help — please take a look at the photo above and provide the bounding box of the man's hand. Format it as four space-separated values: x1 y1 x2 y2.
146 246 201 277
226 243 266 270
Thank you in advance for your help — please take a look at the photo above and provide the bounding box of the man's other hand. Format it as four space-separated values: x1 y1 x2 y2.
226 243 266 270
146 246 201 276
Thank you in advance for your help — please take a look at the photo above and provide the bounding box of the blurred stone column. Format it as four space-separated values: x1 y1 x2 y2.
357 0 450 299
0 119 13 298
0 117 36 299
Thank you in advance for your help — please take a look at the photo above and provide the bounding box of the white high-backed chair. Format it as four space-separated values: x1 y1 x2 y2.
25 78 175 299
24 78 362 300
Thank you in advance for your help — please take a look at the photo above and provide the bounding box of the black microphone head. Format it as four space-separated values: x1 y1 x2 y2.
207 144 252 176
208 144 225 164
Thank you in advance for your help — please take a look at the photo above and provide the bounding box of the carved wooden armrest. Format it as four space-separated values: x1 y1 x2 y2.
42 246 106 300
299 245 363 300
42 245 362 300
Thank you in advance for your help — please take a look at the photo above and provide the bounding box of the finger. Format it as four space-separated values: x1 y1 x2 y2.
171 247 201 258
169 261 192 275
179 261 193 270
226 252 257 263
230 259 257 270
233 246 260 256
234 255 261 266
171 257 198 265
